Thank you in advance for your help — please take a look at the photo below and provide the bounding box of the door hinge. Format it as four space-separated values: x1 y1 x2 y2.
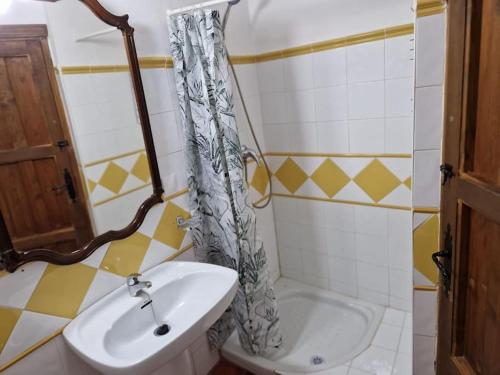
432 224 453 293
56 140 70 148
440 163 455 185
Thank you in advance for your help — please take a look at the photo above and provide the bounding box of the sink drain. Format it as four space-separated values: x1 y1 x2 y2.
310 355 324 365
154 324 170 336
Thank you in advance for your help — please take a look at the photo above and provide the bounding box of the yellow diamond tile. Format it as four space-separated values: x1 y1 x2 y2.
403 177 412 190
310 159 351 198
100 232 152 277
98 162 128 194
251 163 270 195
275 158 308 194
414 215 439 285
25 264 97 319
353 159 401 202
153 202 190 249
87 179 97 193
0 307 22 353
131 153 151 183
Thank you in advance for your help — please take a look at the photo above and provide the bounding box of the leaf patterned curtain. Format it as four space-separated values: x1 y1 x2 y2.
168 10 282 356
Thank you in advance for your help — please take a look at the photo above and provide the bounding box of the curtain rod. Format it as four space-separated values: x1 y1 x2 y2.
167 0 238 16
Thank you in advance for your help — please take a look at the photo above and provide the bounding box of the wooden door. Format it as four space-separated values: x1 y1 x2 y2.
436 0 500 374
0 25 93 253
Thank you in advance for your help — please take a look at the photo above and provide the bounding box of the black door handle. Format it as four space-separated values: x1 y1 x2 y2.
52 169 76 202
432 224 453 293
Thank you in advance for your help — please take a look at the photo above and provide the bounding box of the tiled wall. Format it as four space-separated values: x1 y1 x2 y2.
413 1 446 375
0 38 279 375
412 1 447 374
252 26 416 312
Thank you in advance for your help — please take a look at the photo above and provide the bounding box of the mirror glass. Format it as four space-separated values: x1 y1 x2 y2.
0 0 152 254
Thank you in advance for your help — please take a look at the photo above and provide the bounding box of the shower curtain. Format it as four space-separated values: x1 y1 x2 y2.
168 10 282 356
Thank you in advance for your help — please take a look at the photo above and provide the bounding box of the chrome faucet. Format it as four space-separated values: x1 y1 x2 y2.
127 273 152 298
241 145 260 166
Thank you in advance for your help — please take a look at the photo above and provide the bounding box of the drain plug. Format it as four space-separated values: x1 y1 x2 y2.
154 324 170 336
310 355 324 365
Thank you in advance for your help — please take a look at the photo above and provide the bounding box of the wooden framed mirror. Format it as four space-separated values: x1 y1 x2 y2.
0 0 164 272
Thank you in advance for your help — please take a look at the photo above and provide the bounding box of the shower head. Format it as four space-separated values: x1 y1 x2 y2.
228 0 241 5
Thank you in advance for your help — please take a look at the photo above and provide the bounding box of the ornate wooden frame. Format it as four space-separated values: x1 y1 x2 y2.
0 0 164 272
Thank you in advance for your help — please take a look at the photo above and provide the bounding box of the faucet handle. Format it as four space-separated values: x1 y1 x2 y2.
127 273 142 286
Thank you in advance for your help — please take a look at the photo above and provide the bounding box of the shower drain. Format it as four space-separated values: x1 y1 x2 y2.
310 355 324 365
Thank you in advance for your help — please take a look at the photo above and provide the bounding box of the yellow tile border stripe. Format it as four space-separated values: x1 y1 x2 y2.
253 194 271 206
265 152 412 159
93 183 152 207
413 207 440 214
0 241 196 372
59 23 415 75
273 193 411 211
416 0 446 17
162 187 189 202
414 284 438 291
84 149 145 168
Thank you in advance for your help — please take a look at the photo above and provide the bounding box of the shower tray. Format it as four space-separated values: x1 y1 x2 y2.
222 278 384 374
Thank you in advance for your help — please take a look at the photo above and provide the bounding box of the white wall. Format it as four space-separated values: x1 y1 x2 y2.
0 1 47 24
248 0 414 53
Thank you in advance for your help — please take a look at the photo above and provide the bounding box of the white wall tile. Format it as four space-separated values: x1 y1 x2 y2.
312 47 347 88
389 269 412 299
414 85 444 150
347 40 385 83
264 124 291 151
413 291 437 337
326 230 356 260
385 78 414 118
289 123 318 152
357 262 389 294
414 335 436 375
416 13 446 87
316 121 349 153
385 35 414 79
329 256 357 286
413 150 441 207
0 262 47 309
388 210 412 272
356 233 389 266
257 60 285 93
354 206 388 235
284 54 314 90
385 117 413 153
349 118 385 153
348 81 385 119
141 69 174 114
285 90 316 122
151 111 182 157
261 92 287 124
302 252 330 278
314 85 348 121
233 64 260 97
324 202 355 232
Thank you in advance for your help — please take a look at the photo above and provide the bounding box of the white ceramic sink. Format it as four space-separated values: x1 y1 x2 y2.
63 261 238 375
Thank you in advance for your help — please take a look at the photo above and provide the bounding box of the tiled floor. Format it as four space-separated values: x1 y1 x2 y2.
323 308 412 375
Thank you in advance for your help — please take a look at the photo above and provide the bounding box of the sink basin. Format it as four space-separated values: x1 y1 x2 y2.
63 261 238 375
